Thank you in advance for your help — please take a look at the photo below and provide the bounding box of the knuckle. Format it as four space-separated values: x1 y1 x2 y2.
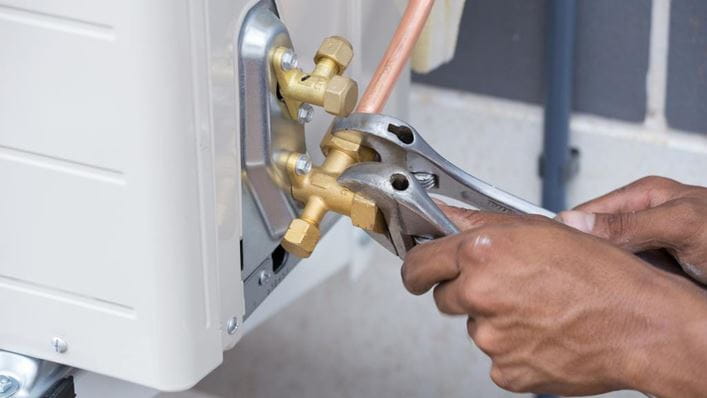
490 366 524 392
459 280 485 310
490 366 509 390
460 278 498 314
605 213 635 243
471 324 499 354
638 175 677 188
459 230 498 261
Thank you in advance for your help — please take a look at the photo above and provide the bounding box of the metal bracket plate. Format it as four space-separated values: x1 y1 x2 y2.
237 0 305 316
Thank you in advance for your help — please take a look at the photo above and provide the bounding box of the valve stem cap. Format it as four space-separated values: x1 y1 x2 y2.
282 218 320 258
324 76 358 116
315 36 354 71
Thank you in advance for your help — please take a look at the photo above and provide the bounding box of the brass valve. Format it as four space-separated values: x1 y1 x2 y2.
281 134 385 258
272 36 358 120
277 36 380 258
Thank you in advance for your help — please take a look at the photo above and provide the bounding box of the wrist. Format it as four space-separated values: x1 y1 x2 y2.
621 273 707 397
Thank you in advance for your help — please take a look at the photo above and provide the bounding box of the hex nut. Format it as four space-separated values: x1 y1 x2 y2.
350 194 385 233
323 76 358 116
315 36 354 72
320 133 363 161
293 154 312 176
297 103 314 124
280 48 298 71
282 218 321 258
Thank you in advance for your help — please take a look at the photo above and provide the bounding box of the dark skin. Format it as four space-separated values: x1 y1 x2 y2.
559 176 707 283
401 176 707 397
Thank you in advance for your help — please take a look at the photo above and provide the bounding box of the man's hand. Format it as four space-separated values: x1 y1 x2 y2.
402 206 707 396
558 176 707 283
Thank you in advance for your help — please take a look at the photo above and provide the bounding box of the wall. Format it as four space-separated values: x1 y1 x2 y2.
414 0 707 135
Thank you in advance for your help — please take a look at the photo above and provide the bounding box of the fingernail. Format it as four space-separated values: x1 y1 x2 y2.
556 210 595 233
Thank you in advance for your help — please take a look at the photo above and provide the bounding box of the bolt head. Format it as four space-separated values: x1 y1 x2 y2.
258 270 273 286
0 375 19 396
280 49 298 71
281 219 320 258
226 317 239 335
51 337 68 354
324 76 358 116
297 103 313 124
294 154 312 176
0 377 12 392
315 36 353 72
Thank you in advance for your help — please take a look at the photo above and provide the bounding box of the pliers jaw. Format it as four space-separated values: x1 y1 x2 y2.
338 162 457 258
332 113 554 259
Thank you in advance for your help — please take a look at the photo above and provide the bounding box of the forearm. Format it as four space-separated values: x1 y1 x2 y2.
625 274 707 397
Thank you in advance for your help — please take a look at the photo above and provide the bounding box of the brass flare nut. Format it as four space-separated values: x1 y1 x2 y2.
282 219 320 259
272 36 358 119
315 36 354 72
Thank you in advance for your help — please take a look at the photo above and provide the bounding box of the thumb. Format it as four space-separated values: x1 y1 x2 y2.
590 212 643 248
558 209 639 245
559 208 672 252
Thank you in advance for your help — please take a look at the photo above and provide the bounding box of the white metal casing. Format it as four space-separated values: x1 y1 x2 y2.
0 0 247 390
0 0 408 392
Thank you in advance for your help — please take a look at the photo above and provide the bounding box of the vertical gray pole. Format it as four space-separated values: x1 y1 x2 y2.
542 0 576 212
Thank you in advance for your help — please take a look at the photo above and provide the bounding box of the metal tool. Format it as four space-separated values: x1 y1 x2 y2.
338 162 458 257
334 113 683 279
333 112 554 258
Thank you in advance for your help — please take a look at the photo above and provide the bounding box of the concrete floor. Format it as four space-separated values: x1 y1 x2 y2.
212 246 528 398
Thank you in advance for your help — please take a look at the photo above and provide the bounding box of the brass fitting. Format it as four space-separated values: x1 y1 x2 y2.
281 136 385 258
272 36 358 120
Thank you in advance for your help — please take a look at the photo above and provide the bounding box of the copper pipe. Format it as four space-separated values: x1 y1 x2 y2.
356 0 435 113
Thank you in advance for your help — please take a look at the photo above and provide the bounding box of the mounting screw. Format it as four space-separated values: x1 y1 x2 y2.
51 337 68 354
294 154 312 176
280 49 298 71
258 270 273 285
0 375 19 397
226 317 239 335
297 103 313 124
